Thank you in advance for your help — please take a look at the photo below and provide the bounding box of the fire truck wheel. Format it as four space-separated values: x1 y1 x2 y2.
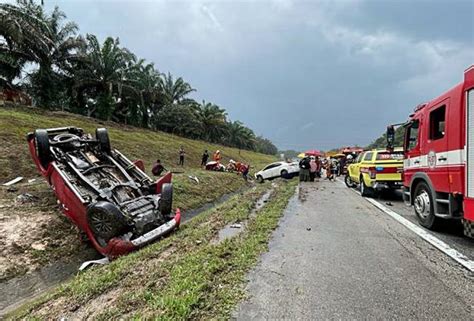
359 176 374 197
413 182 439 229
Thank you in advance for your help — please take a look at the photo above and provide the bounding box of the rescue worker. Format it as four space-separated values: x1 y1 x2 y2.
213 150 222 163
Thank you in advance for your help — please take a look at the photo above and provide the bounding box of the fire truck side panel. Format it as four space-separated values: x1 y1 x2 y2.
465 73 474 221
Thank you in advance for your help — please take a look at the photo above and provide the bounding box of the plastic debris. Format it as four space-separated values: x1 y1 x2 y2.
16 193 39 203
188 175 200 184
79 257 110 271
3 176 23 186
28 178 37 184
230 223 242 229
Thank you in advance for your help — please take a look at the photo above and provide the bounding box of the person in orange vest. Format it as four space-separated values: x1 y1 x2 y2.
213 150 222 163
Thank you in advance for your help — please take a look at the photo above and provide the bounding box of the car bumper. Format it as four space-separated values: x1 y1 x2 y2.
131 209 181 246
373 181 403 191
103 209 181 257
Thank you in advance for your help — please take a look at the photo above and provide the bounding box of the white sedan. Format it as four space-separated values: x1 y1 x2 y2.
255 161 299 183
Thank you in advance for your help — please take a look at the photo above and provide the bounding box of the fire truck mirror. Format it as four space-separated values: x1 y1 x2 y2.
386 125 395 151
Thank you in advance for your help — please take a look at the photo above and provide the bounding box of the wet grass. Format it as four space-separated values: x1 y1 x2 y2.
0 106 276 281
9 179 297 319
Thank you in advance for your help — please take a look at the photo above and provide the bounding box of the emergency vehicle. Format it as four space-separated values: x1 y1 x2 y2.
394 66 474 238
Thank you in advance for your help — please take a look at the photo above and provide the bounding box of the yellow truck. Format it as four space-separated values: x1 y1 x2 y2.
345 148 404 197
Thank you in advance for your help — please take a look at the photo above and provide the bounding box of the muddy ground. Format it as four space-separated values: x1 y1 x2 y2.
0 180 87 282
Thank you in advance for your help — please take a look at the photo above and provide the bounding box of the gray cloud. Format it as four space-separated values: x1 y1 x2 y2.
45 0 473 150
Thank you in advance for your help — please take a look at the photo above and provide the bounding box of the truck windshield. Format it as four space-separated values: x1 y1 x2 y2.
376 152 404 161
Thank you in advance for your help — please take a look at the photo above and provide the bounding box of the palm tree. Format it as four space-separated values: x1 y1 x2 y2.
0 1 85 107
159 72 195 106
72 35 136 120
198 101 228 142
226 121 256 150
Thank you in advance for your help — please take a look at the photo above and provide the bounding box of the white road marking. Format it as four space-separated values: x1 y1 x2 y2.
336 178 474 272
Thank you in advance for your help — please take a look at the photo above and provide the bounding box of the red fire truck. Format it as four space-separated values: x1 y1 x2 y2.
392 66 474 238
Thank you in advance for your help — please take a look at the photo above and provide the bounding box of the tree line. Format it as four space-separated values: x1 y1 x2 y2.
0 0 278 155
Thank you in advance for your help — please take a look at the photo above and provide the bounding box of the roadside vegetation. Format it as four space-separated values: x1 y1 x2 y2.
9 178 297 319
0 0 277 155
0 107 276 282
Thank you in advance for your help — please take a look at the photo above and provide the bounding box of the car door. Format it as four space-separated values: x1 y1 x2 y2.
425 100 450 193
271 162 283 178
349 153 364 182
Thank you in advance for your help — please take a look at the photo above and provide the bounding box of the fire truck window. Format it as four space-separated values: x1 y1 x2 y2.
429 105 446 140
363 152 373 162
407 120 419 150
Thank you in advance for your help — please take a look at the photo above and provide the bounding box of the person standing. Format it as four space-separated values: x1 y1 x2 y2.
213 150 222 163
240 163 250 181
178 146 185 166
299 156 311 182
309 156 317 182
201 150 209 166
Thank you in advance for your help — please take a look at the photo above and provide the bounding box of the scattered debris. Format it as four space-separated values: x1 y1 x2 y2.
31 242 47 251
306 227 311 231
230 223 242 229
195 240 202 245
7 186 18 193
79 257 110 271
386 202 393 206
188 175 200 184
28 178 37 184
16 193 39 203
3 176 23 186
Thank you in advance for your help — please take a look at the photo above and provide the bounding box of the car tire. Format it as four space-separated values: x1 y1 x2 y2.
87 201 127 242
413 182 440 230
159 183 173 216
257 175 264 183
344 175 356 188
34 129 52 168
360 176 374 197
281 169 288 178
96 128 111 154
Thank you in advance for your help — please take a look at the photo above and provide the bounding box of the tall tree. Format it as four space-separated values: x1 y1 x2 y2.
198 101 228 142
159 72 195 106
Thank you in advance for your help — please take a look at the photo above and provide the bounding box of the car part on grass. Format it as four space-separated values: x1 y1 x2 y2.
27 126 181 258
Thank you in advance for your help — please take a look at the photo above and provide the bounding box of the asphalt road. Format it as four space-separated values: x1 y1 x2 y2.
234 180 473 320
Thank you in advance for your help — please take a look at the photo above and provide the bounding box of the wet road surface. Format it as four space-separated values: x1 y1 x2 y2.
234 180 473 320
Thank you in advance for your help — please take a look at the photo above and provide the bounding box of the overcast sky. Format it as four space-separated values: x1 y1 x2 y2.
42 0 473 150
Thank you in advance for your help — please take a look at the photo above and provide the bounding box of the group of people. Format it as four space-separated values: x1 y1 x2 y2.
151 147 249 181
299 156 344 182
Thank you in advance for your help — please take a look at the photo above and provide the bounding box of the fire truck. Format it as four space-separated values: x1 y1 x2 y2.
388 66 474 238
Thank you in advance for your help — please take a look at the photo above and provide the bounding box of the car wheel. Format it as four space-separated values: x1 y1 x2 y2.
360 176 374 197
159 183 173 216
257 175 264 183
34 129 52 168
96 128 111 154
344 175 356 188
281 169 288 178
87 201 127 242
414 182 440 230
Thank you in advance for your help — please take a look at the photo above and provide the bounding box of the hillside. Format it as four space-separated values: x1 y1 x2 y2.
0 106 276 282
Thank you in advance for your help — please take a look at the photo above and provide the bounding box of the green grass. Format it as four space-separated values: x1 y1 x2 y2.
9 179 297 319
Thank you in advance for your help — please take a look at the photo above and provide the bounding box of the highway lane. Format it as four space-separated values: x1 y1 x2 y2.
234 180 473 320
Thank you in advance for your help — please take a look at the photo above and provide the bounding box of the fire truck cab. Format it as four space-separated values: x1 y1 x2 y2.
401 66 474 238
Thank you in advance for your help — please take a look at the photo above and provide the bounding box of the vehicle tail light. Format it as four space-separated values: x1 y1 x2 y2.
368 167 377 179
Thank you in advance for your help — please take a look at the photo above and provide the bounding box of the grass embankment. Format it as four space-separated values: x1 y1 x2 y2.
0 106 276 281
11 179 297 319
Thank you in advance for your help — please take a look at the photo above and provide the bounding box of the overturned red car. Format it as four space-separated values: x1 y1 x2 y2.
27 127 181 258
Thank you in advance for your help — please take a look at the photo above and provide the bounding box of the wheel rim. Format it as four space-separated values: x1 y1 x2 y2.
414 190 431 219
90 211 113 235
